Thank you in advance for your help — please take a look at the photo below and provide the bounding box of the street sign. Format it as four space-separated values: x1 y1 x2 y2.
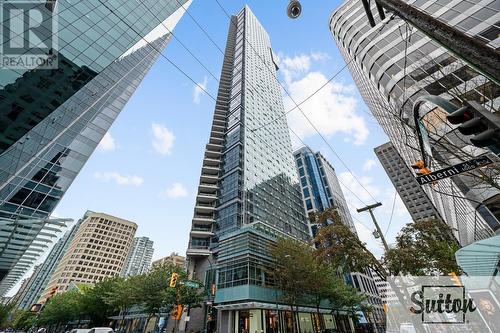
179 280 200 288
416 155 494 185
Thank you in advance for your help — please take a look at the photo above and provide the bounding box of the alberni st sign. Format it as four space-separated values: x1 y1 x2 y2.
416 155 494 185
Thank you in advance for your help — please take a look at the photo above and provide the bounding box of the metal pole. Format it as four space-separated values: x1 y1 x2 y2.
357 203 390 252
376 0 500 86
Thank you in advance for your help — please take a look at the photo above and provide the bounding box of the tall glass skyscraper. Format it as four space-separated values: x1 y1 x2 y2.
185 6 335 333
0 0 190 295
293 146 385 331
329 0 500 245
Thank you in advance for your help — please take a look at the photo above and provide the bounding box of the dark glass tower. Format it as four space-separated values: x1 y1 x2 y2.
185 6 324 333
0 0 190 295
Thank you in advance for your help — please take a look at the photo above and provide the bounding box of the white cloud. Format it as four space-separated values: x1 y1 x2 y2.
276 51 368 145
310 51 330 61
94 172 144 186
97 132 116 152
363 159 377 171
152 123 175 155
193 76 208 104
338 171 381 207
163 182 188 199
285 71 368 145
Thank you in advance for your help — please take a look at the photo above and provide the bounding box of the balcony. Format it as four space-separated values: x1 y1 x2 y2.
197 193 217 203
190 226 214 237
192 215 215 225
205 149 222 159
186 246 211 257
200 173 218 183
202 165 219 175
199 183 218 193
203 157 221 167
206 142 223 150
195 203 216 213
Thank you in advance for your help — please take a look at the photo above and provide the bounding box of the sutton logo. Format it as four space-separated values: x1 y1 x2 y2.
410 286 476 324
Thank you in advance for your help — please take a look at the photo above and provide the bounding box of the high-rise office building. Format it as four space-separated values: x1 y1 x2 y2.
121 237 154 277
152 252 185 268
329 0 500 245
293 147 355 233
0 0 190 293
39 211 137 302
375 142 443 222
185 6 329 333
293 146 385 331
16 217 84 309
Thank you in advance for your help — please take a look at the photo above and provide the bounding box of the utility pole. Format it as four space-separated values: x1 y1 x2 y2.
363 0 500 86
357 202 390 252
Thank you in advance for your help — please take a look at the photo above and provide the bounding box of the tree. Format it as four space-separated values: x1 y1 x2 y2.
103 276 142 331
133 263 204 333
79 278 122 327
269 237 365 332
0 303 14 328
11 309 36 331
311 209 386 278
38 290 84 327
383 219 461 276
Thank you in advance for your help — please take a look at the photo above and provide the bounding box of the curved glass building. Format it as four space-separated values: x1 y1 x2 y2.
330 0 500 245
0 0 190 296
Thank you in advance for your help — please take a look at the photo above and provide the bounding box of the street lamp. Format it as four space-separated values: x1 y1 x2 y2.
203 256 216 333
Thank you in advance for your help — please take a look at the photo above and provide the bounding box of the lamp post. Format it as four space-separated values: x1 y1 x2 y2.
203 256 215 333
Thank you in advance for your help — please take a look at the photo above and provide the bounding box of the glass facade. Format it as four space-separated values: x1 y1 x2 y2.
293 147 355 233
0 0 189 294
186 6 314 333
330 0 500 245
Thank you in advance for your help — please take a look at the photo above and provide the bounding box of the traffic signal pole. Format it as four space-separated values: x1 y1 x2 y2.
368 0 500 86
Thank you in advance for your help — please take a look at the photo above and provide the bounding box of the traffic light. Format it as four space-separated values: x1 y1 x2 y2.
169 272 179 288
171 304 182 320
446 102 500 151
448 272 462 286
49 286 58 297
411 160 431 176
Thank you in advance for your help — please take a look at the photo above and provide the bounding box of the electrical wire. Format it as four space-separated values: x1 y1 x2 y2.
214 0 387 205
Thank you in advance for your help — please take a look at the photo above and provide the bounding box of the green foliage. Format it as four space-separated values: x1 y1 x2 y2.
136 263 204 316
38 290 84 326
311 209 386 278
0 303 14 328
383 219 462 276
269 237 365 314
11 309 36 330
29 264 205 327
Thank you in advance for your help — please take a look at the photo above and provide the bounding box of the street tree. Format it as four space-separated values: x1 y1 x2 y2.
79 278 122 326
384 218 461 275
38 290 84 327
103 275 142 331
311 209 386 278
269 237 365 332
134 263 204 332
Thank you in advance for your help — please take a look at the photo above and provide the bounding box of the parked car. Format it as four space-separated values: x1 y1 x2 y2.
69 329 91 333
88 328 114 333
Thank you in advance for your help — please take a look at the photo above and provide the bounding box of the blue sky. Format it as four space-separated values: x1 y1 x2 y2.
54 0 413 262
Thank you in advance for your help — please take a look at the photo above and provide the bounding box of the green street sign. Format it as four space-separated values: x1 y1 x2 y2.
180 280 200 288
